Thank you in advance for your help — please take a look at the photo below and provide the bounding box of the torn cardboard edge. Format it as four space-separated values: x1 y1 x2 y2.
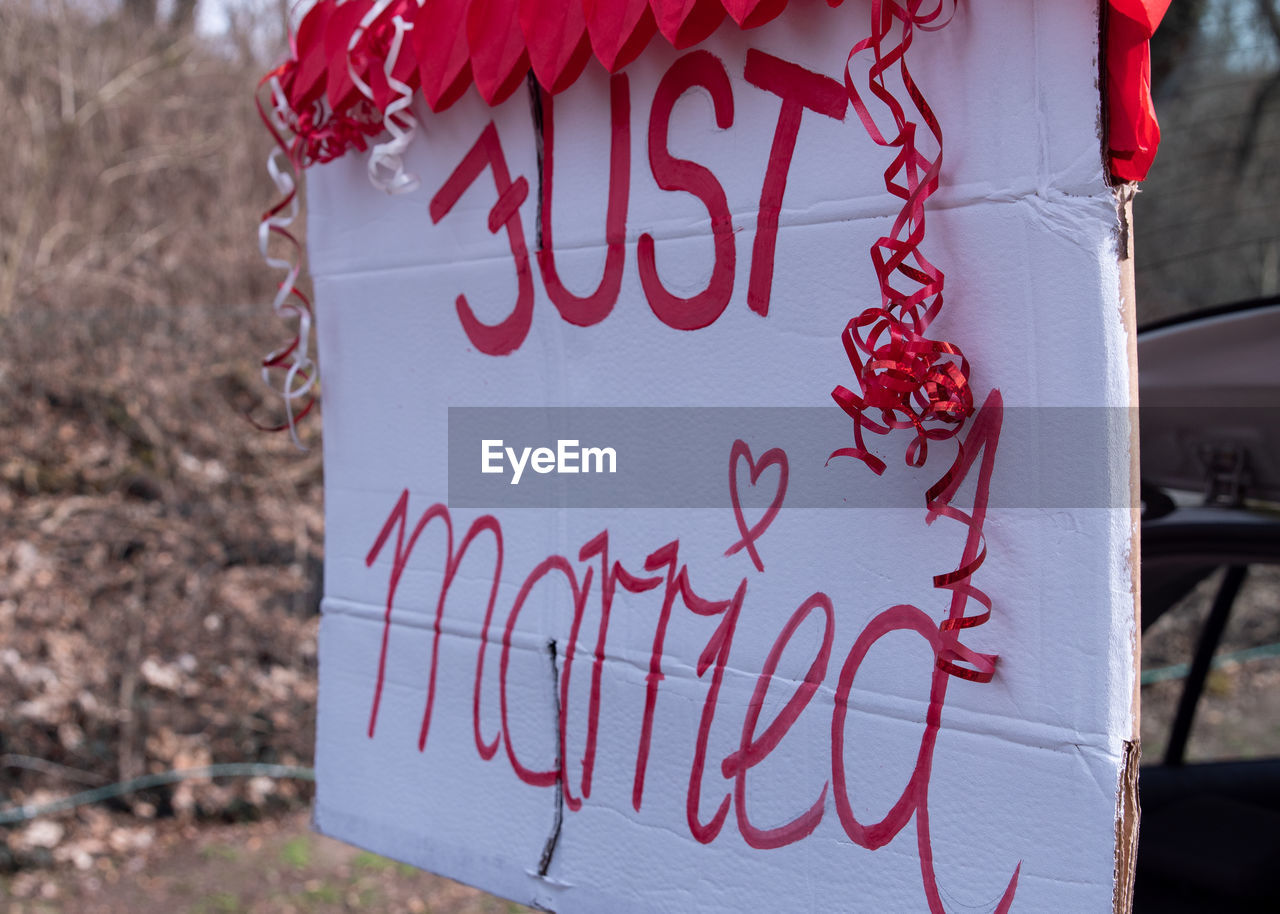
1112 184 1142 914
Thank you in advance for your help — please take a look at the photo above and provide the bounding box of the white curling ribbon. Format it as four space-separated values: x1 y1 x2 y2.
259 150 299 273
256 143 314 448
368 15 420 194
261 304 317 448
346 0 422 195
267 74 294 138
309 97 334 164
347 0 393 102
260 149 303 322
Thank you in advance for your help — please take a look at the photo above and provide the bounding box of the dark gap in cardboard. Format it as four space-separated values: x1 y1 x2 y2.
537 637 564 879
1099 0 1115 188
528 72 547 253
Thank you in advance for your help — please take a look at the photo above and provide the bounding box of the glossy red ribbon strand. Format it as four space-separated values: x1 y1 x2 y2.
824 2 1000 688
828 0 973 477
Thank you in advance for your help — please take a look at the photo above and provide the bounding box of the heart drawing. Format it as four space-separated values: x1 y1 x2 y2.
725 438 789 572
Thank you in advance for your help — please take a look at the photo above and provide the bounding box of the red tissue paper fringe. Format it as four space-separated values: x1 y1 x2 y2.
1106 0 1170 182
261 0 1167 182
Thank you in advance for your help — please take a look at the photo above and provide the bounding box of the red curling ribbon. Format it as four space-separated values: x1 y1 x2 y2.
252 302 320 435
247 175 318 437
829 0 973 475
251 55 344 443
414 0 475 112
520 0 594 93
263 35 384 171
583 0 657 72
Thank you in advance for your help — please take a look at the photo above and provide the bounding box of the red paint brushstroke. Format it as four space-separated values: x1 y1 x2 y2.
638 50 736 332
537 74 631 328
742 49 847 317
429 122 534 356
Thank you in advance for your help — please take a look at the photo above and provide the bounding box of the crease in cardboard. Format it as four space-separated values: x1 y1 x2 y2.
323 594 1122 761
1070 740 1127 808
307 182 1113 282
1017 191 1117 255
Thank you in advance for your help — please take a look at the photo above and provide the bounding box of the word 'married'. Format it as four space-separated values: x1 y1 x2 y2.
363 392 1018 913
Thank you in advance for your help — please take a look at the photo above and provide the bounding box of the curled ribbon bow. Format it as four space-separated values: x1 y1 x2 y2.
830 0 973 475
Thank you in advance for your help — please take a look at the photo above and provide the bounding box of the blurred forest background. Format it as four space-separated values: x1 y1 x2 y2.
0 0 335 908
1141 0 1280 316
0 0 1278 910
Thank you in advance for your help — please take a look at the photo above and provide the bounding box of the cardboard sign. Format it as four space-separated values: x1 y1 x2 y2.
305 2 1139 910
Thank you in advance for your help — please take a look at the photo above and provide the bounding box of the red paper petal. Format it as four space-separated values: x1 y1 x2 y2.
1106 1 1161 181
583 0 657 72
325 0 374 110
467 0 531 104
649 0 725 50
365 52 396 108
289 0 333 109
520 0 593 93
413 0 474 111
720 0 788 30
1110 0 1171 35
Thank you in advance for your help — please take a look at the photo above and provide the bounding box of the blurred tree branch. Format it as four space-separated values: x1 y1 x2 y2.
122 0 157 25
1238 0 1280 166
122 0 198 31
171 0 198 31
0 0 285 323
1150 0 1209 97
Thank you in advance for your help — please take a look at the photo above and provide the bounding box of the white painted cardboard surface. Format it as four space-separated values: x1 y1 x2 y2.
307 1 1137 911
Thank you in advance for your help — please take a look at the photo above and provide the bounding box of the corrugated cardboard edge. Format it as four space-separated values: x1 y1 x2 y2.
1100 0 1142 902
1111 186 1141 914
